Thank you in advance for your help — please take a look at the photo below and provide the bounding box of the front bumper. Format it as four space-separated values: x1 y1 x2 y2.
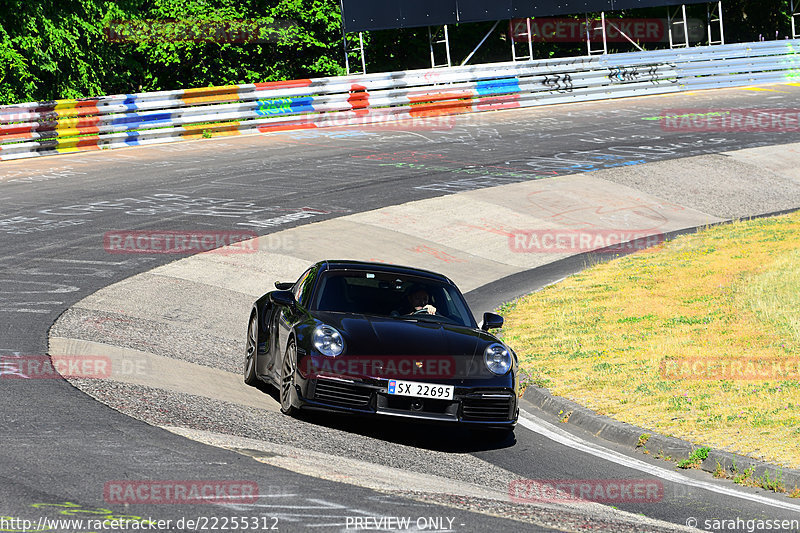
295 376 518 427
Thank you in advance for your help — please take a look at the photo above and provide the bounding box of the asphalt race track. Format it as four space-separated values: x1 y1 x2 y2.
2 84 800 532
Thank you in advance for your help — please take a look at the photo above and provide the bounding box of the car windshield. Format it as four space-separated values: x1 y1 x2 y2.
312 270 476 328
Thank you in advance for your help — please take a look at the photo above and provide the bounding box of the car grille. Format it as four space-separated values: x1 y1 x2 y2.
462 394 515 421
313 379 372 409
384 395 452 415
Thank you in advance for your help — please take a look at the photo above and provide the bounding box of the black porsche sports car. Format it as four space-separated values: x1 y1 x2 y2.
244 260 519 430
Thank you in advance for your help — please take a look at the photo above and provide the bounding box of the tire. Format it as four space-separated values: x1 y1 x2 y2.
280 340 298 416
244 312 259 386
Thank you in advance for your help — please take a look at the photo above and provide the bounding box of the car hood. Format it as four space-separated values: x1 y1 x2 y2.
311 312 502 379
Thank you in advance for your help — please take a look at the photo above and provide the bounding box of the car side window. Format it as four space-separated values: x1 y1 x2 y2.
292 270 311 302
293 267 317 307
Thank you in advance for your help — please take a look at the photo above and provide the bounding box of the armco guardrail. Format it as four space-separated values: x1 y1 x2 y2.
1 40 798 161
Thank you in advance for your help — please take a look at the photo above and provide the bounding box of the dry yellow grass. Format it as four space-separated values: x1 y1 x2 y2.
502 211 800 468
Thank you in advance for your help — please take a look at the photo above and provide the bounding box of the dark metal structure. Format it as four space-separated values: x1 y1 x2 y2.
339 1 735 73
340 0 711 33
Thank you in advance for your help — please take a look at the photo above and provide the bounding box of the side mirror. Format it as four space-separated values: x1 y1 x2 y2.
275 281 294 290
482 312 504 331
270 290 295 307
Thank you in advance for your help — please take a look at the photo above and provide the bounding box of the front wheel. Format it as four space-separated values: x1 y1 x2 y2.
244 312 259 386
280 341 298 415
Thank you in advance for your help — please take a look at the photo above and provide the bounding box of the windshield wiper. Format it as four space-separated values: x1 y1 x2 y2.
401 314 457 325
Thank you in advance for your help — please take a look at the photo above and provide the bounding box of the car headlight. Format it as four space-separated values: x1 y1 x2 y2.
484 343 512 375
313 325 345 357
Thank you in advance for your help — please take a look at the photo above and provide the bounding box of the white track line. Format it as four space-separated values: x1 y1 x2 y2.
518 409 800 514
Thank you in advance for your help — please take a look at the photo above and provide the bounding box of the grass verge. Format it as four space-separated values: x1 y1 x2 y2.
501 210 800 469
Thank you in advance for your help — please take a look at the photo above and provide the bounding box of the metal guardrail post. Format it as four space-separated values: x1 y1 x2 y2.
668 4 690 48
343 32 366 75
586 13 608 55
511 18 534 62
428 26 452 69
707 1 725 45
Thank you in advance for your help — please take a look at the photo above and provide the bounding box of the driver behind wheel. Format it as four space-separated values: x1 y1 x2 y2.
397 285 437 315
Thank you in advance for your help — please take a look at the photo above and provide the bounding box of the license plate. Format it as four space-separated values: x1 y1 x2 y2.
388 380 454 400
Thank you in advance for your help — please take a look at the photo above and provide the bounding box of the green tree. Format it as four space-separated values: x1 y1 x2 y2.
0 0 347 104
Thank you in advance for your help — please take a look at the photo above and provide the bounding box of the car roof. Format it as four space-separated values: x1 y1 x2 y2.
316 260 454 285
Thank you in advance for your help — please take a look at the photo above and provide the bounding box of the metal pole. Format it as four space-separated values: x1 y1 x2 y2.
682 4 689 47
586 14 591 55
342 31 366 75
444 25 452 68
461 20 500 66
793 0 798 39
707 1 724 46
428 27 435 69
585 14 607 55
511 19 517 60
358 32 366 74
668 5 689 48
340 0 349 74
510 18 535 61
343 34 351 75
526 18 534 60
601 12 608 54
668 7 674 48
607 22 645 51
